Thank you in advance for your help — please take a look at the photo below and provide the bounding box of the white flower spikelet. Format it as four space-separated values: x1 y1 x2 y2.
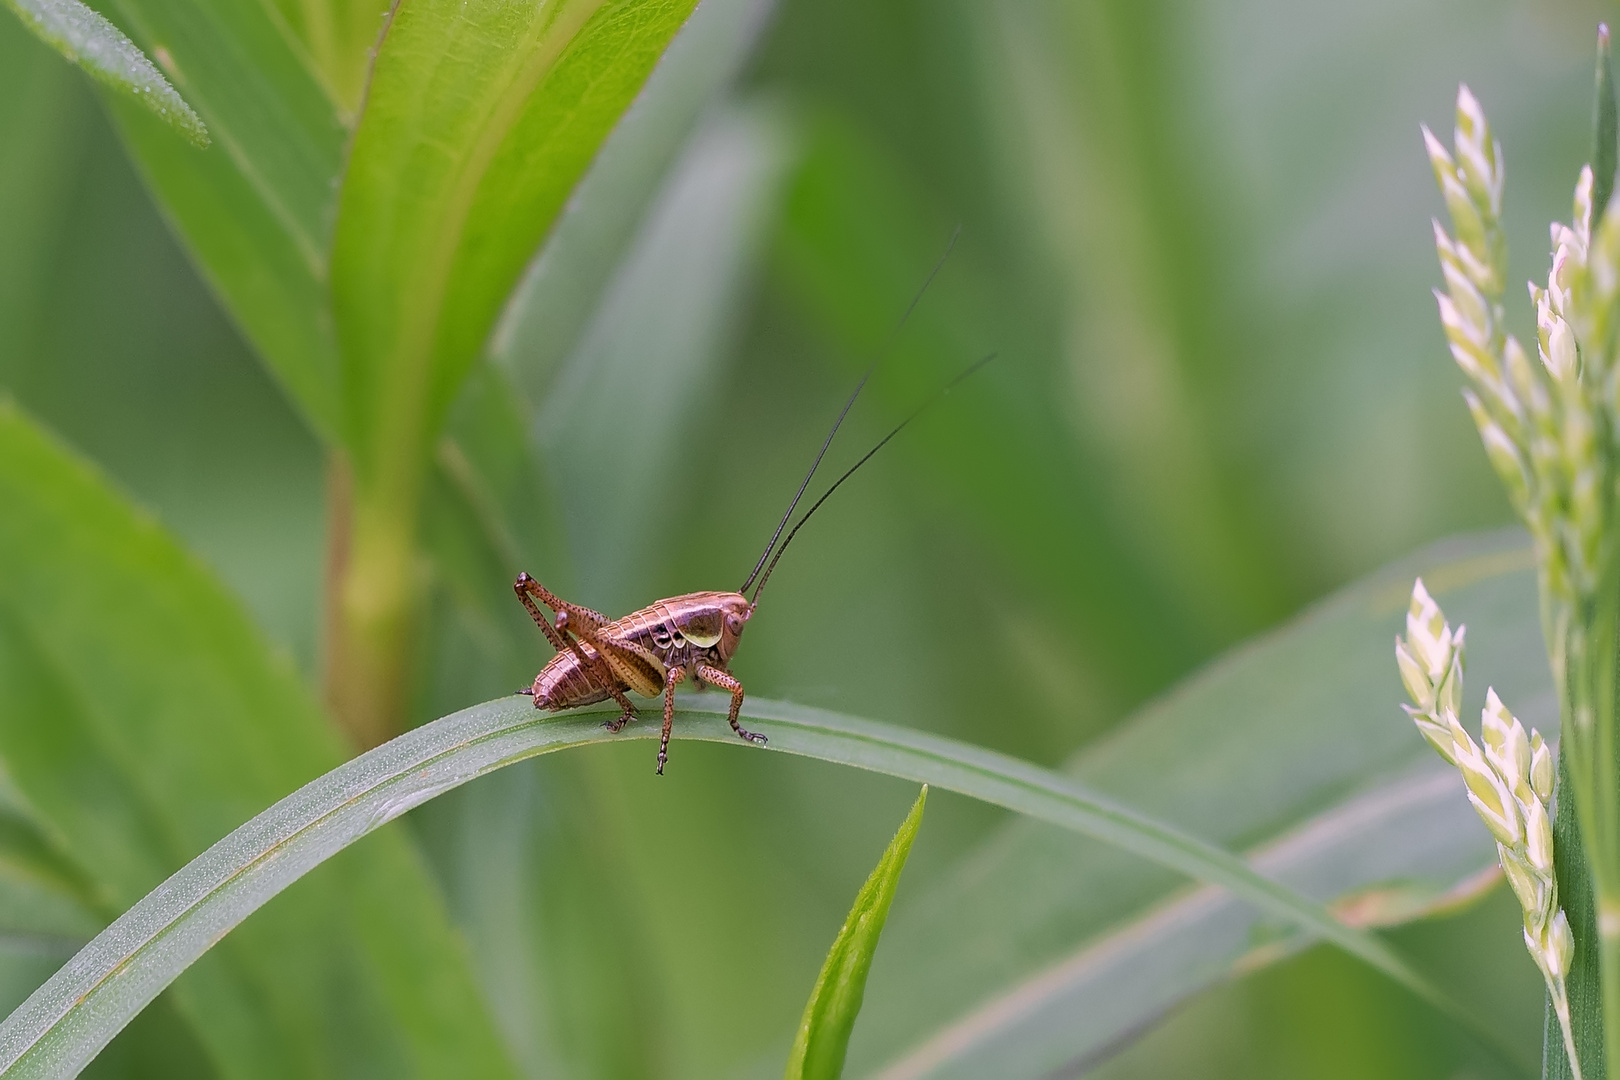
1429 86 1619 608
1396 578 1465 764
1396 581 1580 1079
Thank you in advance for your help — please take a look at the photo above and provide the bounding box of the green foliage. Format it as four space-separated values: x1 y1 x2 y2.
96 0 348 441
1 0 203 145
0 401 514 1077
0 0 1603 1075
0 669 1450 1072
786 787 926 1080
332 0 703 493
861 529 1544 1078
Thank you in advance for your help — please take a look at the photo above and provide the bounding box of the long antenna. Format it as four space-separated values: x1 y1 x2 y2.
738 226 962 595
748 350 998 608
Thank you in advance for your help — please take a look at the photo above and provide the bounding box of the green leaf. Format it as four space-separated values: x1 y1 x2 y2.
786 786 927 1080
109 96 343 442
94 0 348 440
1 0 205 144
852 528 1546 1077
873 766 1498 1080
0 690 1488 1075
490 0 777 403
331 0 704 503
259 0 389 118
0 399 515 1078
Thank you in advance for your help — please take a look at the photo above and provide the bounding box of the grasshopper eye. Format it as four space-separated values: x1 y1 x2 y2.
725 612 744 634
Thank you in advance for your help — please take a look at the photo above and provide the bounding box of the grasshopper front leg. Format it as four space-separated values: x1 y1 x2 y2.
694 663 767 746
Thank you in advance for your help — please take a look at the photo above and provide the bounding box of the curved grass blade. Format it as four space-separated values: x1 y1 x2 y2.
846 528 1545 1076
0 693 1495 1077
3 0 205 145
787 787 927 1080
872 764 1499 1079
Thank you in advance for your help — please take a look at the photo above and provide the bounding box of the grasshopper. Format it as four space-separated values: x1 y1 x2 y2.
515 241 990 774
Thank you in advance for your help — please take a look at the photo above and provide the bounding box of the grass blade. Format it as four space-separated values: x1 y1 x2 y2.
2 0 205 144
0 690 1494 1076
848 528 1546 1075
787 787 927 1080
874 764 1499 1079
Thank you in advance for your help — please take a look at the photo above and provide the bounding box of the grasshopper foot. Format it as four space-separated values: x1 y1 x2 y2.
736 727 767 746
603 709 635 734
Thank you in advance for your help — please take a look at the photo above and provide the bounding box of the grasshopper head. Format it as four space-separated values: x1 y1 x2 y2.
713 592 753 662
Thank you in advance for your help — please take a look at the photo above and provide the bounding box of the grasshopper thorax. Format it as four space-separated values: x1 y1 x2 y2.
666 591 753 664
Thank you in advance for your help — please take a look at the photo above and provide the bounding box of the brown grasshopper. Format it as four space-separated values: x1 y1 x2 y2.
514 240 990 773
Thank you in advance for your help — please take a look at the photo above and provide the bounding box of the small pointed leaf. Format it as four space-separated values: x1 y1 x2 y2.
785 787 927 1080
3 0 206 145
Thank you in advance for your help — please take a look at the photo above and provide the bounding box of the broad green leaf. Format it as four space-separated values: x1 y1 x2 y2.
850 529 1546 1076
786 786 927 1080
491 0 779 403
0 784 102 1025
110 97 342 442
92 0 347 440
0 690 1488 1076
0 400 515 1079
331 0 704 502
1 0 204 144
97 0 341 254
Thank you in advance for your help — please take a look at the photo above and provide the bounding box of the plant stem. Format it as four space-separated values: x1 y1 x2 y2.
322 456 418 748
1556 982 1587 1080
1560 567 1620 1077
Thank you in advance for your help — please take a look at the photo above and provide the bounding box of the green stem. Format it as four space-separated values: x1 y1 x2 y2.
1603 918 1620 1080
1592 574 1620 1078
322 456 419 748
1557 986 1587 1080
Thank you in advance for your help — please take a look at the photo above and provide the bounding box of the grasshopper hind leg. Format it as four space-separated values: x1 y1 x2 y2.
514 572 639 727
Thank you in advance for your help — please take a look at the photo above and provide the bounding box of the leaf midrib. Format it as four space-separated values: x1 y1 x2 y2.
369 0 609 479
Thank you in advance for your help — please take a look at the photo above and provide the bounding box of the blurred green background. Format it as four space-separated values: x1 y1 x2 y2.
0 0 1610 1076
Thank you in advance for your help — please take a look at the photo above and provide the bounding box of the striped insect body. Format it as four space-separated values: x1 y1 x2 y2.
514 231 990 774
